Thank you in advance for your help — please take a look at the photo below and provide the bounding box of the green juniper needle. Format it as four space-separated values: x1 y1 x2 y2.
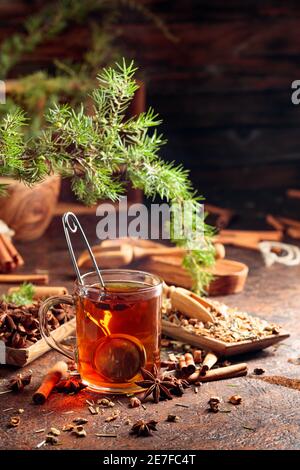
0 60 215 293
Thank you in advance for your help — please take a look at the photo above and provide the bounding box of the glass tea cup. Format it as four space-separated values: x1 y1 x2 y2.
39 269 162 393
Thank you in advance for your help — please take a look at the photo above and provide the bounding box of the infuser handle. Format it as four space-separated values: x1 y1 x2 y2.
62 211 105 287
38 295 75 360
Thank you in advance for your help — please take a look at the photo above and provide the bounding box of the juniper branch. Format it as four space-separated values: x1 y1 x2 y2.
0 59 214 292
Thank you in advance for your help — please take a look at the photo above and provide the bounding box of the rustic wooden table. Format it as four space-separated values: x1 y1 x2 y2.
0 214 300 450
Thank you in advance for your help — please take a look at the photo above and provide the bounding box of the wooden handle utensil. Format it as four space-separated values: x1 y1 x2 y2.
163 284 214 323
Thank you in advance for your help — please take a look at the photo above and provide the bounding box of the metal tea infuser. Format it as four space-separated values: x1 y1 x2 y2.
61 211 147 382
62 211 105 289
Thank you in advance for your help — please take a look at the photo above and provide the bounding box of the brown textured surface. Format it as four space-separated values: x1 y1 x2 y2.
2 1 300 190
0 215 300 450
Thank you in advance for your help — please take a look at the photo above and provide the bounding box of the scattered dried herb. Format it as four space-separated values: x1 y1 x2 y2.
45 434 59 445
49 427 60 436
228 395 242 405
253 368 265 375
73 417 88 425
62 424 74 432
9 371 32 392
8 416 20 427
88 405 100 415
105 410 120 422
129 397 141 408
166 414 180 422
72 425 87 437
36 440 46 448
131 419 158 437
243 425 256 431
208 396 221 413
135 365 174 403
97 398 115 407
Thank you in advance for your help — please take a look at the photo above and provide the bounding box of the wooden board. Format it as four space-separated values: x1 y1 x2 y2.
3 318 76 367
162 319 290 357
142 256 248 295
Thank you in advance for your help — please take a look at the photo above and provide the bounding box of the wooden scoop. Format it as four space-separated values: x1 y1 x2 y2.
163 284 214 323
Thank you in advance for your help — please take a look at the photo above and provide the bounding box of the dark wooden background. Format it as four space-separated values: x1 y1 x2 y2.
1 0 300 193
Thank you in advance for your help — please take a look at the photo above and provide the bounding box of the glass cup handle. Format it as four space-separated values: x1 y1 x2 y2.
38 295 75 360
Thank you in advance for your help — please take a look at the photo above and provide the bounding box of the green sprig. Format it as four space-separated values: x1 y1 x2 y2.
2 283 35 306
0 59 215 292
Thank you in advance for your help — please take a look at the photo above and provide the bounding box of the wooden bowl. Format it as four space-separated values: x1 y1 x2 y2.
0 176 61 241
142 256 248 296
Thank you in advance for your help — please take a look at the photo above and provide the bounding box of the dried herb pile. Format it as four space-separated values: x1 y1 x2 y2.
163 298 281 343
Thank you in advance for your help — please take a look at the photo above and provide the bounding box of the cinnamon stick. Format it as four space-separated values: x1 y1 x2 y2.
279 217 300 229
200 352 218 376
0 235 14 272
33 361 68 404
194 363 248 383
0 234 24 273
0 273 49 284
1 234 24 266
184 353 196 375
179 355 188 375
266 215 285 231
8 285 68 299
206 204 235 229
193 350 202 364
287 227 300 240
287 189 300 199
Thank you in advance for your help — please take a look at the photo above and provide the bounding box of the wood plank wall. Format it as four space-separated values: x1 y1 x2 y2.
1 0 300 191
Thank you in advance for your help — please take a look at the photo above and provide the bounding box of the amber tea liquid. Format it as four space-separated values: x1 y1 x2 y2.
75 279 161 393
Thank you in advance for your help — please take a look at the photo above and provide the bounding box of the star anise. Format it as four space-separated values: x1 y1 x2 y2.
9 371 32 392
135 365 174 403
131 419 158 437
163 375 189 397
55 377 87 394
